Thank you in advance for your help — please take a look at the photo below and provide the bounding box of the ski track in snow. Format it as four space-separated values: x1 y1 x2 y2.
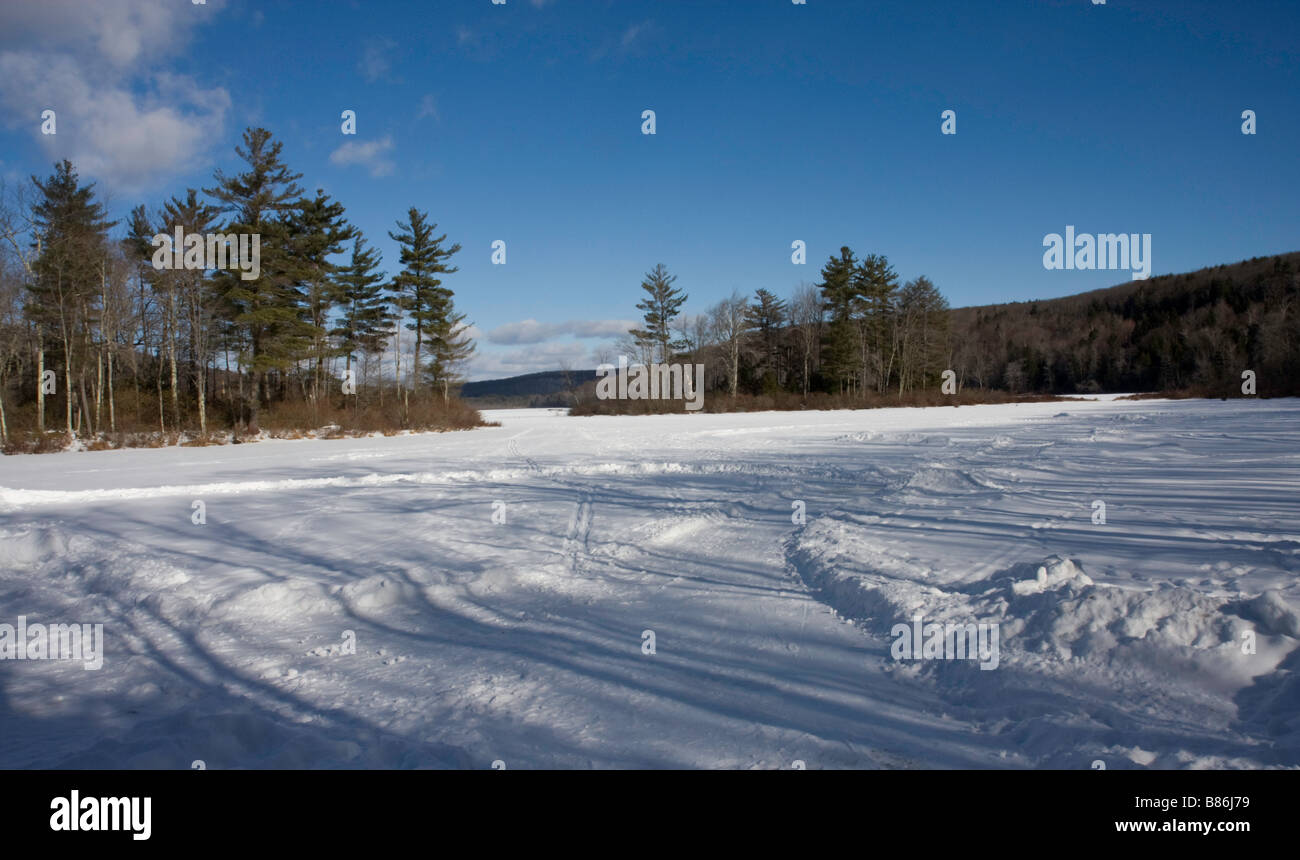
0 395 1297 769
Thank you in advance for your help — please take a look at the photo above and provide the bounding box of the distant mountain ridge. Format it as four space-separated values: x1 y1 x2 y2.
461 369 597 399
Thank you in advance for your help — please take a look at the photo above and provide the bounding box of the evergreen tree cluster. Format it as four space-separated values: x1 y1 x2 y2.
0 127 476 446
619 249 951 401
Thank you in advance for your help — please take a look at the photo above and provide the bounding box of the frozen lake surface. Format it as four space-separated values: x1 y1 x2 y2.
1 395 1297 768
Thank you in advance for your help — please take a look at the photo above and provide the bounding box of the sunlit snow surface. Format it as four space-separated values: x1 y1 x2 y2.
1 396 1297 768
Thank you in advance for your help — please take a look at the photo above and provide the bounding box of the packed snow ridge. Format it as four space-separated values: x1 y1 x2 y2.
0 396 1297 769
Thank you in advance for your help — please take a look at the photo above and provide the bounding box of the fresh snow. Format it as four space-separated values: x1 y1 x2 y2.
1 395 1297 768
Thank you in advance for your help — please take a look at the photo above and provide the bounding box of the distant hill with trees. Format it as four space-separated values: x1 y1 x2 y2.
950 252 1300 397
461 369 597 406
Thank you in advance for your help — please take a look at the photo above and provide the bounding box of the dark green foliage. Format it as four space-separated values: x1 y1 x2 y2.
388 207 470 399
331 234 394 366
747 288 787 381
629 263 688 363
203 127 306 424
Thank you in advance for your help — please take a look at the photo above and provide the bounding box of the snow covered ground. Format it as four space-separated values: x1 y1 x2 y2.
1 395 1297 769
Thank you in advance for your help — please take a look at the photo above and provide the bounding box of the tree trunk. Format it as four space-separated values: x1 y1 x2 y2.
80 374 93 436
196 361 207 435
107 349 116 432
168 293 180 429
95 349 103 430
157 349 165 433
248 369 263 432
64 363 73 436
36 338 44 431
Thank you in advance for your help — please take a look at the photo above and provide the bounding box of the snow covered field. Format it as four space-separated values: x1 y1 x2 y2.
1 396 1297 769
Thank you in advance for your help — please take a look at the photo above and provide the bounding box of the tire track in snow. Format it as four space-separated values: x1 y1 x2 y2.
506 431 541 472
563 495 594 576
511 430 592 578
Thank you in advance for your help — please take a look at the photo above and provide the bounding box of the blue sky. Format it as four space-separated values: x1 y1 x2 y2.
1 0 1297 379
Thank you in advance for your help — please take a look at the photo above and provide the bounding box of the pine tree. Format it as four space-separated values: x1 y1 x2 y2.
204 127 306 429
29 160 115 435
122 204 159 429
746 288 787 385
388 207 461 399
818 247 857 392
629 263 687 363
424 304 475 403
331 234 394 389
896 276 949 393
854 253 900 392
286 188 354 402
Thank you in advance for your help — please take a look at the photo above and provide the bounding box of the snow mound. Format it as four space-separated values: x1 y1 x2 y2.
787 521 1291 694
0 526 69 566
1230 590 1300 639
1008 556 1094 595
337 575 424 613
893 433 952 446
215 580 337 622
897 466 1001 496
991 564 1251 665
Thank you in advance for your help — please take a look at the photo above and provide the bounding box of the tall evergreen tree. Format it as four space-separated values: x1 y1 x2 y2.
629 263 687 363
818 246 857 392
896 275 950 393
204 127 306 429
331 234 394 381
424 303 475 403
746 288 787 384
388 207 461 398
123 204 162 429
286 188 354 401
854 253 900 392
29 160 115 434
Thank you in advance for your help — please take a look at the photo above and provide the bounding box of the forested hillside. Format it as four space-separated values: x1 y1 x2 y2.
950 253 1300 396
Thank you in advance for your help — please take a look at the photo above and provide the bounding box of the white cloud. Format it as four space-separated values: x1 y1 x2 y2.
329 136 396 178
416 94 439 122
622 22 649 49
591 19 658 61
0 0 229 193
357 37 397 83
0 0 213 69
487 318 636 345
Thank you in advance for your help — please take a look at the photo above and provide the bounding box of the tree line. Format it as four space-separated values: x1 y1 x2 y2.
606 247 951 403
948 253 1300 397
0 127 477 450
598 249 1300 411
